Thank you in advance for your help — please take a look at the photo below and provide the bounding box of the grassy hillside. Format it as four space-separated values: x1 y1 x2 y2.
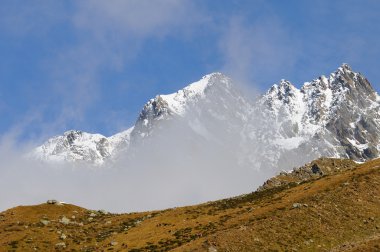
0 158 379 251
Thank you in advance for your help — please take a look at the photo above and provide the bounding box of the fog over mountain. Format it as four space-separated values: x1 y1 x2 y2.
1 64 379 212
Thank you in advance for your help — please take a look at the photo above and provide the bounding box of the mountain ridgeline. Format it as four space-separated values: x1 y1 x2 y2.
32 64 380 172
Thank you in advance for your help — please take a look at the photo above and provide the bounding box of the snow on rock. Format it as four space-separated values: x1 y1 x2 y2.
32 128 133 165
131 72 232 140
31 64 380 169
258 63 380 162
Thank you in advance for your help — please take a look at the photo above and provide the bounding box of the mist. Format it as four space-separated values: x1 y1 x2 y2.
0 80 324 213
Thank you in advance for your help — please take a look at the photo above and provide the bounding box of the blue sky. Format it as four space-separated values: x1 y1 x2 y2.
1 0 380 142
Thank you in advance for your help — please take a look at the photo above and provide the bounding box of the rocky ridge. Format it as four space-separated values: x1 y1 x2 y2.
31 64 380 170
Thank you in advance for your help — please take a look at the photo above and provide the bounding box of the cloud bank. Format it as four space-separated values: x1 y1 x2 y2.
0 80 321 213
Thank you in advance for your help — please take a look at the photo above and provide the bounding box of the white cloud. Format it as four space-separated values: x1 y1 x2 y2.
0 86 277 213
73 0 204 40
219 16 300 88
0 1 66 36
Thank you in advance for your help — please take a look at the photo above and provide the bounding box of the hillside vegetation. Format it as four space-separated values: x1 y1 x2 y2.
1 158 379 251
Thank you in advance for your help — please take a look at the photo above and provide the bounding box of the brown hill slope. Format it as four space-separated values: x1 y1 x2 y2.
0 158 379 251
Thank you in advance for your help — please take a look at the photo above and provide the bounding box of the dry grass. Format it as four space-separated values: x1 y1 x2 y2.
1 158 379 251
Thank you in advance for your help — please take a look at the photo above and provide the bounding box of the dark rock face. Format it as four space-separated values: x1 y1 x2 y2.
132 96 171 140
323 65 380 161
311 164 322 175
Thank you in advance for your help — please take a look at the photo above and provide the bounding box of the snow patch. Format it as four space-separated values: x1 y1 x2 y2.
346 138 368 151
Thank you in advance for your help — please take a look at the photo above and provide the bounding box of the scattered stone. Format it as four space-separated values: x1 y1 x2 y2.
311 164 323 175
98 210 108 215
110 241 118 246
47 199 63 205
292 203 302 209
47 199 58 204
239 225 247 231
304 239 314 245
258 158 358 191
303 204 309 207
106 220 112 225
40 219 50 226
89 212 97 217
208 246 217 252
71 215 76 219
60 234 67 240
55 242 66 249
88 217 94 222
59 216 70 225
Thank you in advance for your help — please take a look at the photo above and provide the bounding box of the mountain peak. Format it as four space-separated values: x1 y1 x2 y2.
340 63 352 71
279 79 296 88
63 130 83 144
266 79 298 100
181 72 229 93
328 63 376 96
150 72 231 116
332 63 359 79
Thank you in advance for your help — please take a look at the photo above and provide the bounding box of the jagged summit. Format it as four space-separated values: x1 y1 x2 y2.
264 80 300 107
339 62 352 71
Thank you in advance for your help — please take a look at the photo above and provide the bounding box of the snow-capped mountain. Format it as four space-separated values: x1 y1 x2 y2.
131 73 225 139
31 128 133 165
31 64 380 170
259 63 380 162
130 73 251 146
32 73 235 165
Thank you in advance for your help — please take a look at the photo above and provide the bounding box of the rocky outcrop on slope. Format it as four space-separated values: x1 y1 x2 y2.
257 158 358 191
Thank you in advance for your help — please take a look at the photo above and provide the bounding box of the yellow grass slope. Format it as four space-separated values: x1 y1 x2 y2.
0 158 379 251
